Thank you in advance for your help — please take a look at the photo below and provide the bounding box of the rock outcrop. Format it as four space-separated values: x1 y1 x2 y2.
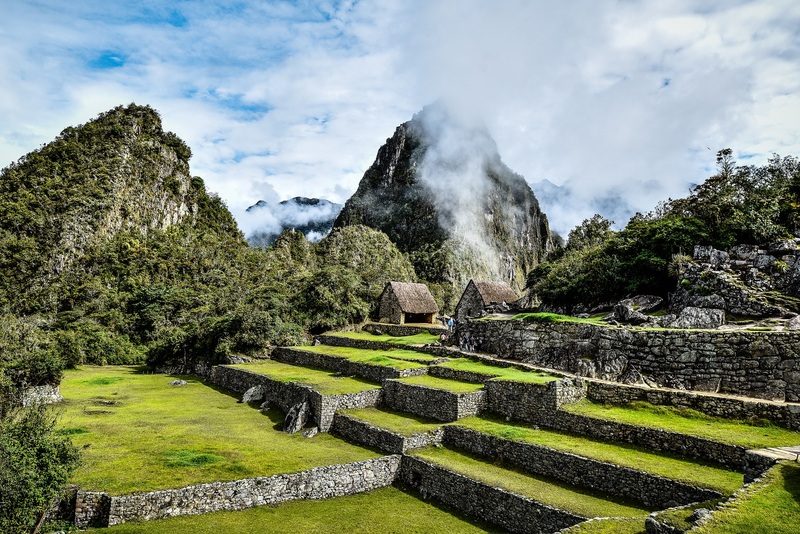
334 103 553 309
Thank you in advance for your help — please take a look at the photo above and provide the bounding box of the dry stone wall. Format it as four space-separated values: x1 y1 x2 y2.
382 379 486 421
331 413 443 454
74 456 400 527
397 456 584 534
443 427 722 508
272 347 427 382
484 378 586 422
363 323 446 336
208 365 380 431
463 319 800 402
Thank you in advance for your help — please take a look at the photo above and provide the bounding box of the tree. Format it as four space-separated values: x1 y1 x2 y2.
566 214 614 251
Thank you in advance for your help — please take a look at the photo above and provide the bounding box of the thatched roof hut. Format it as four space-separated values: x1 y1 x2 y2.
377 281 439 324
455 280 518 320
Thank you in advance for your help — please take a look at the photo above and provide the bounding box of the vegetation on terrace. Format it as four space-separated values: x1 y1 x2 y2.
435 358 558 384
561 517 645 534
299 345 433 368
228 360 380 395
395 374 485 394
562 400 800 448
412 446 652 518
85 486 498 534
455 416 743 494
329 331 440 346
57 366 378 494
339 407 443 437
693 461 800 534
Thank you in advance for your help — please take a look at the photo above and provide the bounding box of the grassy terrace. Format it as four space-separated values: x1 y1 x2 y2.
299 344 435 367
329 331 441 346
694 462 800 534
86 486 498 533
57 366 378 495
562 400 800 449
395 374 485 394
339 407 443 437
228 360 380 395
561 517 645 534
412 446 651 519
455 416 743 494
434 358 558 384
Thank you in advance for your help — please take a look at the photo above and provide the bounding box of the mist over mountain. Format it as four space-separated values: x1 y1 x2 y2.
244 197 342 248
334 102 553 308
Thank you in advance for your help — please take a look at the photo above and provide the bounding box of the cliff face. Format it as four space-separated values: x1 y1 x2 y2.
334 104 552 308
0 104 239 312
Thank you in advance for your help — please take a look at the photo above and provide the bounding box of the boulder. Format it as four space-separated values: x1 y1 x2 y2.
768 239 799 254
631 294 664 313
169 379 188 387
669 307 725 329
226 354 252 364
283 401 310 434
239 385 265 404
693 245 729 269
787 315 800 331
302 427 319 438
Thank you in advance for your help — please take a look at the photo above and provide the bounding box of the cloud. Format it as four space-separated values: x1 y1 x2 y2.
1 0 799 238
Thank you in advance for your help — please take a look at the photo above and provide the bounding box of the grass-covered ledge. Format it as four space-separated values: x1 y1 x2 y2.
228 360 381 395
58 366 379 495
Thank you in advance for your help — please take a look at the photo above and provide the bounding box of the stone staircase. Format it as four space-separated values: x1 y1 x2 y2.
216 325 800 533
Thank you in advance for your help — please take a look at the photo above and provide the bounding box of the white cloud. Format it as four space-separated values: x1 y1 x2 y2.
1 0 799 237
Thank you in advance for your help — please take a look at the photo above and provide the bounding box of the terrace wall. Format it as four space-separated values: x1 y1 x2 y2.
271 347 428 382
73 456 401 527
330 413 444 454
397 456 585 534
484 378 587 421
381 379 486 422
443 427 722 509
208 365 380 431
462 319 800 404
363 323 446 336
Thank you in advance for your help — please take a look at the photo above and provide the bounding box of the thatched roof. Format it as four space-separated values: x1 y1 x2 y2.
385 281 439 314
471 280 518 305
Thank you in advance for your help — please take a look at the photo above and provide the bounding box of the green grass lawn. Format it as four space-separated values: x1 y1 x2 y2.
299 345 434 368
57 366 379 495
330 331 441 346
509 312 606 325
434 358 558 384
228 360 381 395
339 407 444 437
411 446 651 519
396 374 485 394
693 462 800 534
83 486 499 533
455 416 743 494
560 517 645 534
562 400 800 449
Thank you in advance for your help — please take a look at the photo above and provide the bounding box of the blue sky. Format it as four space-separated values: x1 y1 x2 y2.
2 0 799 235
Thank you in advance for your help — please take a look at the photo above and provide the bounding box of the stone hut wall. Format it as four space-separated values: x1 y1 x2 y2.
442 427 722 509
462 319 800 403
455 283 485 321
377 288 403 324
397 456 585 534
74 456 401 527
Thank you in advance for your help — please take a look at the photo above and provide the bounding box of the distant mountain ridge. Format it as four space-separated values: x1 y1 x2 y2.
245 196 342 247
334 103 553 309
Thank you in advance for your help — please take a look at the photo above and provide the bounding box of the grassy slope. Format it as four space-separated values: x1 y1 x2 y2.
339 407 443 437
560 518 645 534
85 486 499 533
412 446 651 519
455 416 743 494
228 360 380 394
693 462 800 534
299 345 433 367
396 374 485 393
562 400 800 449
57 366 378 494
435 358 558 384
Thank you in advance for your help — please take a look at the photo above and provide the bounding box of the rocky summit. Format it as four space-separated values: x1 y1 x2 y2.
334 103 553 308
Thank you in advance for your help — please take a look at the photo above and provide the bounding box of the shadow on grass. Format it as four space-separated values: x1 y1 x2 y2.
783 462 800 504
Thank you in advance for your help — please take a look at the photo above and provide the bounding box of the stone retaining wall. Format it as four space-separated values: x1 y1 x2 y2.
208 365 380 431
382 380 486 422
586 381 800 431
330 413 443 454
462 319 800 403
538 411 747 469
484 378 587 421
74 456 400 527
272 347 428 382
443 427 722 508
397 456 585 534
428 366 500 383
363 323 446 336
316 335 446 364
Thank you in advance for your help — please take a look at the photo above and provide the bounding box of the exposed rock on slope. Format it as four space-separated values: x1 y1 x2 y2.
334 104 552 308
